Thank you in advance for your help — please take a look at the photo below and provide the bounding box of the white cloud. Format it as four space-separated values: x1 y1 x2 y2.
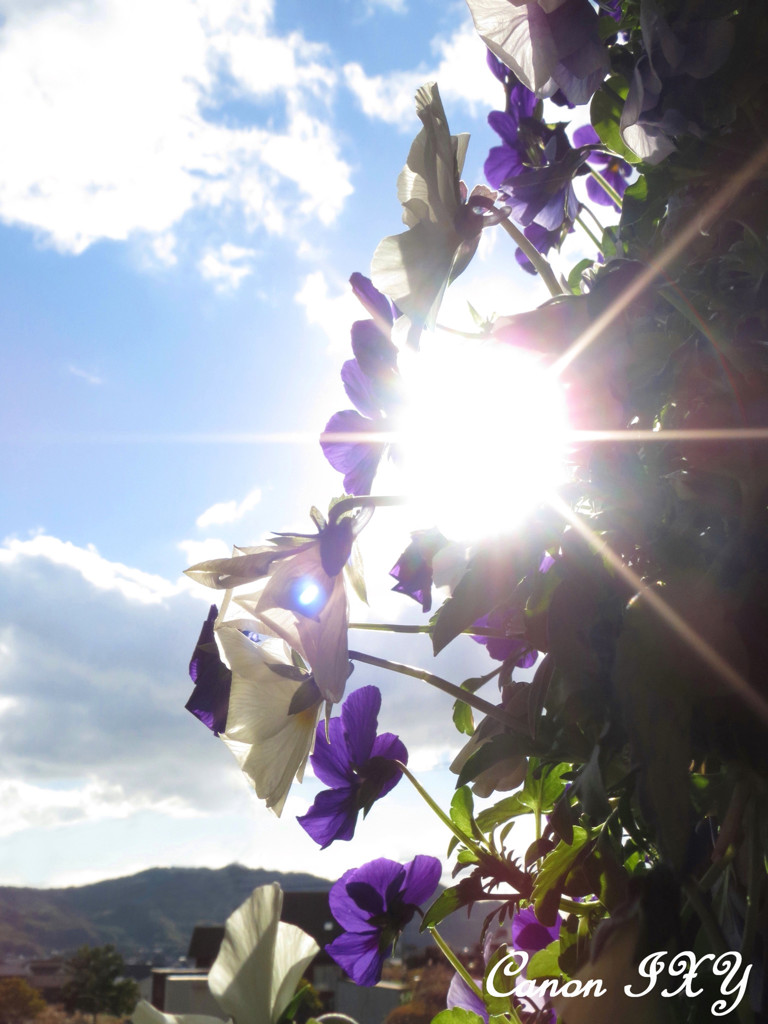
364 0 407 12
198 242 258 291
343 19 499 128
294 270 360 353
0 533 180 604
0 779 201 838
148 231 178 267
0 0 352 255
0 534 243 818
177 538 232 567
194 486 262 528
68 365 103 385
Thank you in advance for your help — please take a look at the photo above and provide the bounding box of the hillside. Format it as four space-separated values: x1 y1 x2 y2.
0 863 498 961
0 863 332 958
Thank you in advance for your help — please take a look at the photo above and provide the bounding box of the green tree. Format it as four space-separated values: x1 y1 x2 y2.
0 978 46 1024
62 945 138 1024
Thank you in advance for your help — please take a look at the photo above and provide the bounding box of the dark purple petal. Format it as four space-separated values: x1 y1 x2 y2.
471 607 536 666
341 359 379 419
601 0 621 23
368 732 408 799
389 528 447 613
297 787 357 848
325 928 385 987
509 82 537 122
447 974 488 1022
401 855 442 907
546 0 609 106
486 47 509 84
488 109 522 147
572 124 599 147
350 319 398 375
511 906 561 957
185 605 231 735
320 410 386 496
340 685 380 766
515 222 561 273
350 272 394 327
309 715 352 789
330 859 405 931
485 145 525 192
328 867 377 932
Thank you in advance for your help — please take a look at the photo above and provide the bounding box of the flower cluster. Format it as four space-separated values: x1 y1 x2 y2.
169 3 768 1022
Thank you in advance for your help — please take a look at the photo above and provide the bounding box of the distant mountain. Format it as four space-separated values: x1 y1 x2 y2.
0 864 332 959
0 863 500 961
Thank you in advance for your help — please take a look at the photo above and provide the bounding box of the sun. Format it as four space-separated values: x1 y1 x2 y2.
395 334 569 541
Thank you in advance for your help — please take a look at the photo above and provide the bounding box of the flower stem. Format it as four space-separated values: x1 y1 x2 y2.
588 169 622 209
395 759 486 859
428 925 484 1000
349 621 509 639
500 218 563 297
575 214 602 253
582 203 605 237
347 650 517 728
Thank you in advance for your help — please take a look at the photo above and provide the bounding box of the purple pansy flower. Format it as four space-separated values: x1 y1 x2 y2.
471 606 537 667
447 973 488 1022
321 275 402 496
186 605 232 735
572 124 632 209
297 686 407 849
486 114 585 235
326 855 441 986
389 528 448 613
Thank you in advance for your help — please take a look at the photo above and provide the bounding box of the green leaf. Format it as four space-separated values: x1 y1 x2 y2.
287 676 322 715
431 545 521 654
452 696 475 736
567 258 595 294
522 762 570 816
421 886 463 929
450 786 476 838
456 733 535 789
431 1011 485 1024
457 848 480 864
527 940 562 981
476 793 530 833
589 74 640 164
309 506 326 531
344 540 368 604
531 827 590 925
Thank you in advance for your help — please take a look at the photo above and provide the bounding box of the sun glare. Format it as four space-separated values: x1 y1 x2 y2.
396 335 569 541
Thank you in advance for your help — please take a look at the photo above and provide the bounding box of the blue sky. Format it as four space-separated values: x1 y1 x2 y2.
0 0 546 889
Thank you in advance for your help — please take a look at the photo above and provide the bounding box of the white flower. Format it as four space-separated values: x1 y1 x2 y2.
216 625 322 816
371 82 490 345
185 521 356 705
465 0 609 105
132 884 319 1024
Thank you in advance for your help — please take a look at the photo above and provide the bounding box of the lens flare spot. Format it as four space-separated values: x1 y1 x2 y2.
297 582 321 607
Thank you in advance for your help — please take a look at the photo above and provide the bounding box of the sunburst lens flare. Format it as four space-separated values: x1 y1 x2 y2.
396 336 569 540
